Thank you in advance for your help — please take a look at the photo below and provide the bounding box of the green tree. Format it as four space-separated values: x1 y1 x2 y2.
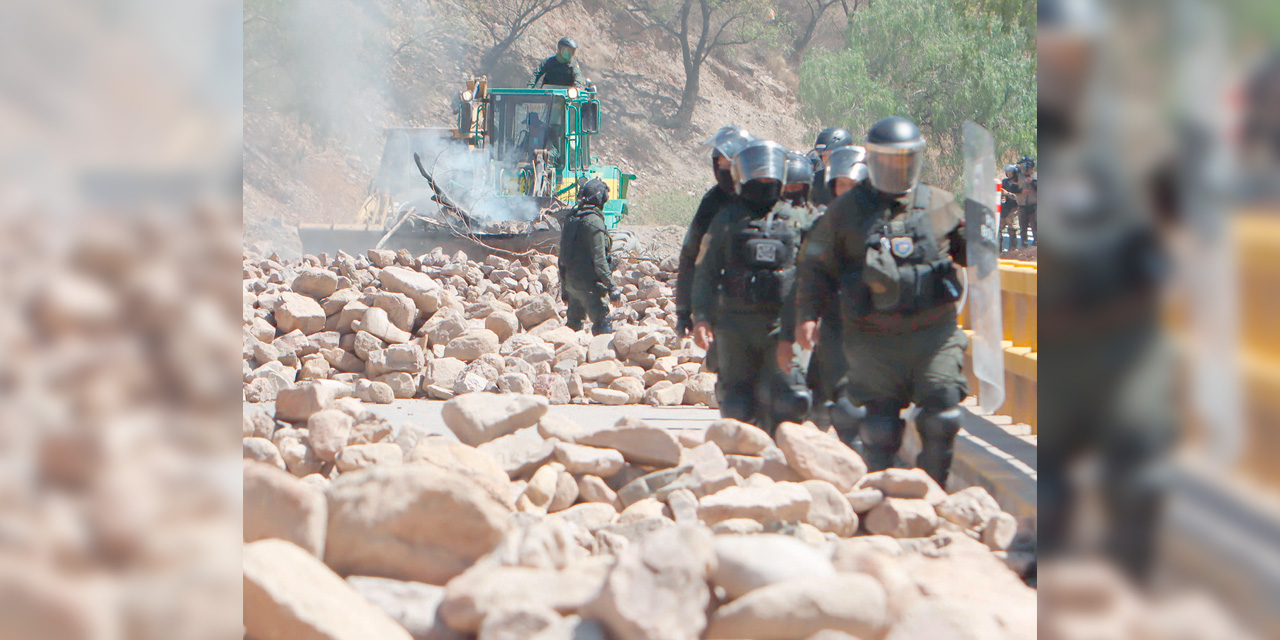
797 0 1035 191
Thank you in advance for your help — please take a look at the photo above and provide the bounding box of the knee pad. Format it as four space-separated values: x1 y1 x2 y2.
918 407 963 441
861 415 905 449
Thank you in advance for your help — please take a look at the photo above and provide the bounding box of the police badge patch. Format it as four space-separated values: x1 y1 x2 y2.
754 242 778 263
891 236 915 258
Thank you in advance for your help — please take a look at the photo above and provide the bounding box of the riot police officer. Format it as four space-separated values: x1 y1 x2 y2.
558 178 619 335
795 117 969 486
1001 163 1023 250
809 127 854 207
781 144 868 433
1016 156 1037 246
530 37 583 88
674 125 754 336
692 139 809 432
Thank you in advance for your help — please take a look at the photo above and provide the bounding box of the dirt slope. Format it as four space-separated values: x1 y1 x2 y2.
244 0 818 256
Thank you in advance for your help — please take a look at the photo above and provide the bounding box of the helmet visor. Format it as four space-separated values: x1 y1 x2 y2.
702 127 754 159
865 140 924 194
731 141 787 185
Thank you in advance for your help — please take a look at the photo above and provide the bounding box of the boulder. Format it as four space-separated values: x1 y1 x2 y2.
584 525 714 640
379 266 444 314
275 384 335 422
485 311 520 342
445 329 501 361
711 534 836 601
346 576 462 640
884 599 1009 640
703 574 889 640
478 607 561 640
864 498 939 539
576 360 622 384
553 442 625 477
935 486 1001 532
275 291 326 335
325 465 512 585
335 443 404 473
576 421 682 468
292 268 339 299
705 419 773 455
801 480 859 537
587 388 629 405
553 503 618 533
244 437 286 470
515 294 559 329
857 468 939 500
440 557 613 632
697 483 811 526
478 427 556 478
354 379 396 404
306 409 353 462
982 512 1017 551
577 475 619 507
643 381 686 407
244 539 412 640
243 461 327 557
845 488 886 514
775 422 867 492
442 392 549 446
608 377 645 404
355 306 412 344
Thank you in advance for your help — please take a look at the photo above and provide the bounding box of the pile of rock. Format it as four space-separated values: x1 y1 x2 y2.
242 247 719 408
243 391 1035 640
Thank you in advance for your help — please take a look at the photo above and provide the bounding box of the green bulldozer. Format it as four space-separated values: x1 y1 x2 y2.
298 77 637 260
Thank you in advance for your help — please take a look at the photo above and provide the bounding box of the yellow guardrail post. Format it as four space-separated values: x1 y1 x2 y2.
961 259 1037 432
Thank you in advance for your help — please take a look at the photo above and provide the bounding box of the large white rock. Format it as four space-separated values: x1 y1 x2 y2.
244 539 412 640
345 576 462 640
325 465 512 585
935 486 1002 531
864 498 939 539
584 525 714 640
703 574 889 640
697 482 812 526
243 461 327 557
801 480 859 537
477 427 556 477
553 442 625 477
379 265 444 314
576 420 682 468
275 291 326 335
711 534 836 601
442 392 550 446
445 329 501 362
440 557 614 632
705 418 773 455
775 421 867 492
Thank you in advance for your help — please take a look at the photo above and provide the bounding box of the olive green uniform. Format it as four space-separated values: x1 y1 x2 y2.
558 204 615 334
529 56 582 88
693 200 809 433
794 182 969 484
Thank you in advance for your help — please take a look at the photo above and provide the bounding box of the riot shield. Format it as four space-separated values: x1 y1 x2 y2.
962 121 1005 414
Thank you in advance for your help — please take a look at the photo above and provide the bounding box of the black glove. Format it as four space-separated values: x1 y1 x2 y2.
608 286 622 303
675 311 693 336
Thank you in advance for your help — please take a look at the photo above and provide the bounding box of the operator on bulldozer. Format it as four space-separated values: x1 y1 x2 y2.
530 36 583 88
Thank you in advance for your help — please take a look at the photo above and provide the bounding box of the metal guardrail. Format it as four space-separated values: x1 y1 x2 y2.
959 260 1038 432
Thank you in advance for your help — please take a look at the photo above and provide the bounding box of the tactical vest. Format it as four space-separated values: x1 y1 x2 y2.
720 206 798 309
839 186 962 318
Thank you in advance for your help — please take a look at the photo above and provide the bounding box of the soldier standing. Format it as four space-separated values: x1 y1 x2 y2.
809 127 854 207
558 178 619 335
795 117 969 486
530 37 583 88
674 125 754 337
692 140 809 432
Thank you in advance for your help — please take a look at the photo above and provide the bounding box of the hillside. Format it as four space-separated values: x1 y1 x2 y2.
244 0 829 257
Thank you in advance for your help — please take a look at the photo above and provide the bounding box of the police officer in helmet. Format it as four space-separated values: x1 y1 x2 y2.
558 178 619 335
692 139 810 433
795 117 969 486
826 145 868 199
674 125 754 337
809 127 854 207
530 37 583 88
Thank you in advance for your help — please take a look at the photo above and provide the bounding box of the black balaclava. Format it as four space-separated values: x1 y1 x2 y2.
783 185 809 207
739 179 781 213
713 152 735 194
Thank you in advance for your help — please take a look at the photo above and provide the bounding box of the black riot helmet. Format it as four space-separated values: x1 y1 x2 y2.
824 145 867 192
558 36 578 50
732 139 787 206
1005 163 1020 178
864 117 925 195
1019 156 1036 171
703 125 755 161
578 178 609 207
784 151 814 186
813 127 853 152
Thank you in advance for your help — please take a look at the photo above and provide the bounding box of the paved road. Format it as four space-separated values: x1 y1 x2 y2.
249 399 722 440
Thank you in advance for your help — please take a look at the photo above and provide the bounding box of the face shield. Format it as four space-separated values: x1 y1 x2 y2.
731 140 788 187
701 126 754 160
557 45 575 63
865 139 925 195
